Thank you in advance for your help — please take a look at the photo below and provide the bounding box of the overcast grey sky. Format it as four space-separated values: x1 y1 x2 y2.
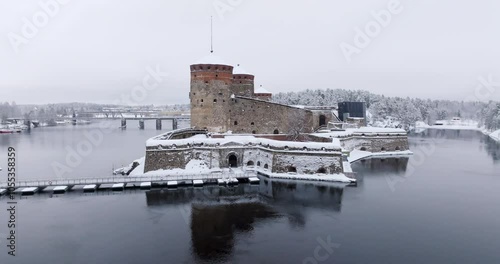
1 0 499 105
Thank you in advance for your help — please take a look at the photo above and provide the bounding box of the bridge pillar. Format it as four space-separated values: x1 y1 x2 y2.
172 119 178 130
24 120 31 132
156 119 162 130
139 119 145 130
121 119 127 129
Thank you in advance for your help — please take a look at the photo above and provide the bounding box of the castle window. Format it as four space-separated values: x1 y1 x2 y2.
273 129 279 134
216 74 218 78
218 92 223 95
251 122 254 126
234 121 238 125
194 75 197 77
223 100 225 102
205 81 209 84
319 115 326 126
288 166 297 173
264 164 269 169
193 93 196 95
252 130 256 134
257 161 261 167
247 161 254 166
213 99 217 103
201 99 204 102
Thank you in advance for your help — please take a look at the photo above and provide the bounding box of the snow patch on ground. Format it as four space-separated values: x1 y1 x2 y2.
185 159 209 170
133 157 145 174
115 157 145 176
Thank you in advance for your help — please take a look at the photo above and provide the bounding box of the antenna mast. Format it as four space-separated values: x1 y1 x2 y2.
210 16 214 53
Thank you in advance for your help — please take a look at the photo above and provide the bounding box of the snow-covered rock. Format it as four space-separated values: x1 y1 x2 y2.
489 129 500 142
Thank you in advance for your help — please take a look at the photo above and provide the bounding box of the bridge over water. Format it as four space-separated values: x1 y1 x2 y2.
79 111 191 130
0 171 260 196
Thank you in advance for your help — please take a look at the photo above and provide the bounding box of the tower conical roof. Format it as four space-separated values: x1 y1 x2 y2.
255 85 271 94
233 64 253 75
192 53 231 66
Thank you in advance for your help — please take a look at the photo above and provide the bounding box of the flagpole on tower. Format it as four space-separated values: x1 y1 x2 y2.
210 16 214 53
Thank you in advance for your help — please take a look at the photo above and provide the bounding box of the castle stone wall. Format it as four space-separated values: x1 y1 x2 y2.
228 97 314 134
339 136 409 152
272 152 343 174
310 109 338 129
144 144 343 176
145 149 189 172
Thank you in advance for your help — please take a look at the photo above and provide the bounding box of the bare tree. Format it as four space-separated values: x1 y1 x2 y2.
287 110 311 141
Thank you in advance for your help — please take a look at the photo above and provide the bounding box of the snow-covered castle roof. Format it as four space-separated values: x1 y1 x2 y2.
193 53 230 66
233 64 253 75
147 134 341 150
255 85 271 94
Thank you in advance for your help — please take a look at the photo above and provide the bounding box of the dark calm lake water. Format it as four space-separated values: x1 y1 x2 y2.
1 125 500 264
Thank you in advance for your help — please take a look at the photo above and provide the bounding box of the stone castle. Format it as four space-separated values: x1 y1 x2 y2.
190 53 337 134
139 53 410 182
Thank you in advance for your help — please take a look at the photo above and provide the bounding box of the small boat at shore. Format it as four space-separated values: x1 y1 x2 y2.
55 120 71 125
0 128 22 134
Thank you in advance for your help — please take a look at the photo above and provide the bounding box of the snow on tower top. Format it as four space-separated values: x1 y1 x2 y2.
192 53 231 66
255 85 271 94
233 64 253 75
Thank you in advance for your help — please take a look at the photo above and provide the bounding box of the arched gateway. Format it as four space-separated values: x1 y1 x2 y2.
228 154 238 168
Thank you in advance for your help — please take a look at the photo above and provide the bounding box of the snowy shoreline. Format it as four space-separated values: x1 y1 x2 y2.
414 121 500 144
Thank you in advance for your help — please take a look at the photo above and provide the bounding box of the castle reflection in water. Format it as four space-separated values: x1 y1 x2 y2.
145 157 409 262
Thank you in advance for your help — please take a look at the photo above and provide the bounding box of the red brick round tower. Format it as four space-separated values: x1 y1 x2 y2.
190 53 234 132
232 64 255 97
